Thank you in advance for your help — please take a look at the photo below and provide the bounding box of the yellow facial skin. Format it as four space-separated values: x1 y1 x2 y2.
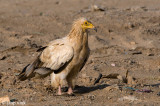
81 21 95 30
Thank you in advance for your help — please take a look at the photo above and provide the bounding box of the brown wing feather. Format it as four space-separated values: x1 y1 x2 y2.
18 56 41 81
36 46 47 52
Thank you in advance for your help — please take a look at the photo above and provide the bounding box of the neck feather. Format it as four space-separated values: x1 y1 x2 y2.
67 22 88 38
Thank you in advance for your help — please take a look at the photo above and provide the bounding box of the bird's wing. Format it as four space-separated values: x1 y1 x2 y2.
18 42 74 81
40 43 74 71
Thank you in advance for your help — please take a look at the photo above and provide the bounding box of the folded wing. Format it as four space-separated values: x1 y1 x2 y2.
18 43 74 81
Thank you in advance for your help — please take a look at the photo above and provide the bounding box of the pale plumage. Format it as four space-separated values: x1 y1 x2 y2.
18 17 96 95
40 40 73 71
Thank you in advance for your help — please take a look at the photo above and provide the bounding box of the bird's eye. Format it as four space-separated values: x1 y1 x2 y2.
85 22 88 25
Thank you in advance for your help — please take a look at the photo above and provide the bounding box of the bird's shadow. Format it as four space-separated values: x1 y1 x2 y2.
73 84 109 94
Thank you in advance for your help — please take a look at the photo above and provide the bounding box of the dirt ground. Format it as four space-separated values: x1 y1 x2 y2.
0 0 160 105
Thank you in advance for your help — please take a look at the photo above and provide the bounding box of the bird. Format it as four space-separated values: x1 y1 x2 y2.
18 17 97 95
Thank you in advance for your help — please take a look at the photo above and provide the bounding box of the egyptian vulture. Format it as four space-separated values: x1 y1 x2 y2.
18 17 97 95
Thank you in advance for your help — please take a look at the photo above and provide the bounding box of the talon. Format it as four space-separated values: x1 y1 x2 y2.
68 93 75 96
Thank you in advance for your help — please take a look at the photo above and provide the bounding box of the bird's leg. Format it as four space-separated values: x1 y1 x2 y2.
66 77 75 95
57 85 62 95
67 83 73 95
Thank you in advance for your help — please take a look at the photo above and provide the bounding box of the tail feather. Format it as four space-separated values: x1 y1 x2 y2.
18 64 30 81
18 57 53 81
34 68 53 78
18 57 41 81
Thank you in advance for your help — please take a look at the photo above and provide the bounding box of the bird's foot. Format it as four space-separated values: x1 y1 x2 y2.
57 92 62 96
67 87 73 94
55 92 65 96
55 92 75 96
67 93 75 96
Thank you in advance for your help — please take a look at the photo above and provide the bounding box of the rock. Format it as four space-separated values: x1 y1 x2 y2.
127 76 136 85
132 51 142 55
107 97 112 100
55 1 60 5
0 56 6 60
91 5 105 11
117 75 123 81
105 84 119 92
103 73 119 79
147 53 154 56
117 75 127 83
10 98 18 102
111 63 116 67
0 95 10 103
14 73 20 76
87 95 95 100
33 92 37 95
130 42 136 45
118 95 138 101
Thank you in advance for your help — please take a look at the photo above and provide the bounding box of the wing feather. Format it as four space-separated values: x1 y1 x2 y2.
40 44 74 70
18 40 73 80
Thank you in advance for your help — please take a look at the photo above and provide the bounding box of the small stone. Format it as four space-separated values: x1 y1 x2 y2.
0 95 10 103
147 54 154 56
118 95 138 101
111 63 116 67
107 97 111 100
130 42 136 45
14 73 20 76
0 56 6 60
105 84 119 92
91 5 105 11
105 86 112 91
33 92 36 95
127 76 136 85
10 98 18 102
55 1 60 5
117 75 123 80
117 75 127 83
87 95 95 100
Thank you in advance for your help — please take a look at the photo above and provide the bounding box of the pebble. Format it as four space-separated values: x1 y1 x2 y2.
0 56 6 60
127 76 136 85
87 95 95 100
0 95 10 103
118 95 138 101
117 75 127 83
105 84 119 92
130 42 136 45
91 5 105 11
111 63 116 67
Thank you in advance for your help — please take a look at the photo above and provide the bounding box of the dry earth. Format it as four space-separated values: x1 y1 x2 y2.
0 0 160 105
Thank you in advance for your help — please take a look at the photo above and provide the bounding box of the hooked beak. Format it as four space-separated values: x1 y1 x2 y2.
93 27 97 32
